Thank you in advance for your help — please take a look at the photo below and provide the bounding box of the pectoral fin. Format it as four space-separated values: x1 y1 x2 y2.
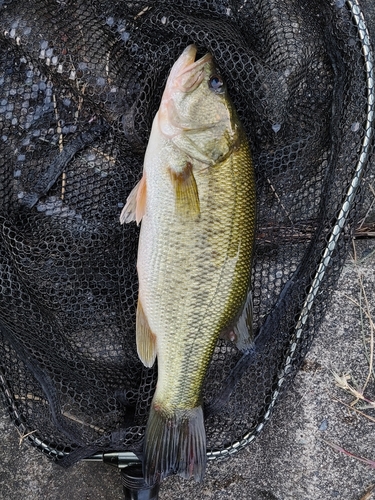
136 299 157 368
120 174 147 225
221 291 254 352
168 162 200 218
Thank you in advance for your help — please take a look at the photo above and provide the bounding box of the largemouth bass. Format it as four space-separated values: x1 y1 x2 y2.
120 44 256 484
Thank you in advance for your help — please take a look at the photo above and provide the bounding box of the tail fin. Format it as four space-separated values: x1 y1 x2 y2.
143 405 206 485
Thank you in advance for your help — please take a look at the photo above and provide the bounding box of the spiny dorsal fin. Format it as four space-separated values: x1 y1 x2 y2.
136 298 157 368
120 174 147 225
168 162 200 218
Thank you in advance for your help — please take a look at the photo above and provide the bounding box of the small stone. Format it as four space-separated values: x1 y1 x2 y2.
319 419 328 431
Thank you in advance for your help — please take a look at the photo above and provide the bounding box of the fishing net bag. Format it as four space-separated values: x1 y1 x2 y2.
0 0 374 497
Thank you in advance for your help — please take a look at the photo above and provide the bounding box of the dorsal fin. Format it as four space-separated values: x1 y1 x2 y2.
221 291 254 352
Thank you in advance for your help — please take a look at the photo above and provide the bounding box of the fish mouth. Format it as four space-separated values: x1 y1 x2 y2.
158 45 214 136
170 45 212 92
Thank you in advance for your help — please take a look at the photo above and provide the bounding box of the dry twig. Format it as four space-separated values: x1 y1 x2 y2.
16 427 37 446
359 484 375 500
331 395 375 424
322 439 375 469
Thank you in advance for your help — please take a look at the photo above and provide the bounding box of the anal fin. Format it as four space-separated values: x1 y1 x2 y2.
136 299 157 368
168 162 200 218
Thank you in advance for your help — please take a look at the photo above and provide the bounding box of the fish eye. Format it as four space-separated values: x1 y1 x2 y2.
209 75 224 93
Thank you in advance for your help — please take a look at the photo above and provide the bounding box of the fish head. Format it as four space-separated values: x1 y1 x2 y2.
158 45 240 166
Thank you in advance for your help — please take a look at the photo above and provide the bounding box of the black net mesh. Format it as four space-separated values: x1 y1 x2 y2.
0 0 373 478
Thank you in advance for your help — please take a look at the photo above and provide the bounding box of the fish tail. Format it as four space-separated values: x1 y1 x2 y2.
143 404 206 485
